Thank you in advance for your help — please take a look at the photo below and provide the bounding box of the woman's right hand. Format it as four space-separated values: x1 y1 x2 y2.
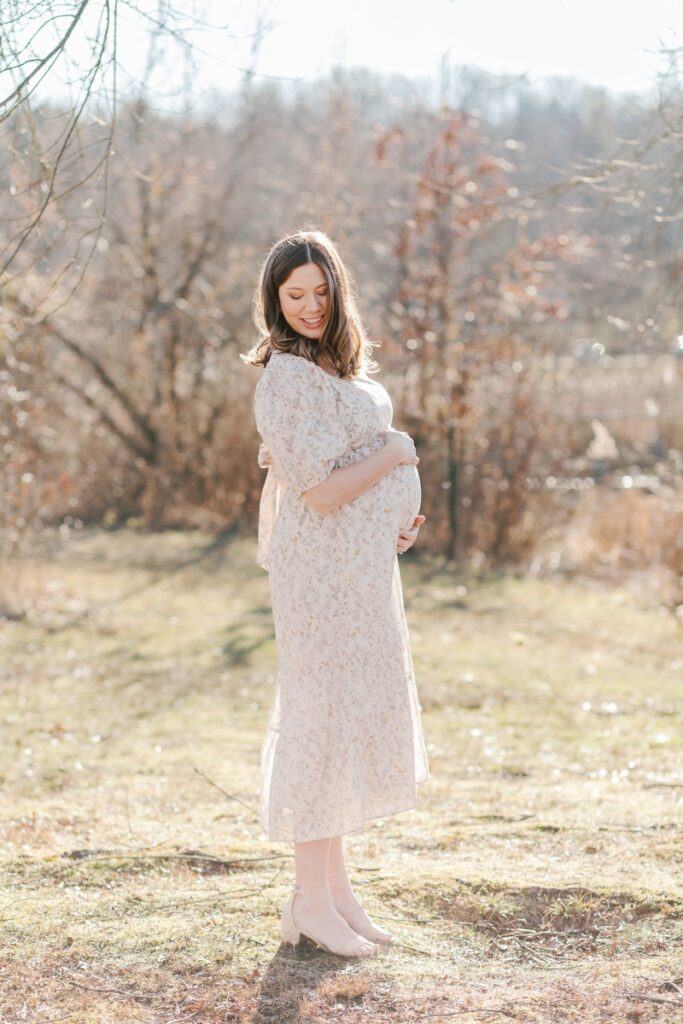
384 428 419 466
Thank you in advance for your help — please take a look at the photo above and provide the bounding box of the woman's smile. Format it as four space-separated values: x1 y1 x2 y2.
278 261 330 337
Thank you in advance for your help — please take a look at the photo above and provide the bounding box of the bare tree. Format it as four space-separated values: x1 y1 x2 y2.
558 42 683 344
389 107 588 562
0 0 269 309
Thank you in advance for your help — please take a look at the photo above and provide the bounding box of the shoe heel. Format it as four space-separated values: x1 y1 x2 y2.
280 881 330 948
280 894 302 946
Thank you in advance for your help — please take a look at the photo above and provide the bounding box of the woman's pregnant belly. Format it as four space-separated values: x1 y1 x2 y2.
384 461 422 533
334 435 421 534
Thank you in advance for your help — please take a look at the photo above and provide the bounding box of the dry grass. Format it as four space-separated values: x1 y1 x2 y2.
1 525 682 1023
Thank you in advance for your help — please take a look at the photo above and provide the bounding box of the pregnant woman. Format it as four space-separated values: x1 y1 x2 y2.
243 229 430 958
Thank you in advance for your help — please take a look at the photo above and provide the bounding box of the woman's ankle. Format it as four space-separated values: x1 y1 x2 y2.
329 873 358 903
294 879 329 893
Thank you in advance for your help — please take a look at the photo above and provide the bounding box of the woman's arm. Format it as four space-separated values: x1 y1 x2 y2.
302 432 416 516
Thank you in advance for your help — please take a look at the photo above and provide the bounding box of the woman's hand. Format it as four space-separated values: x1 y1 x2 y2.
384 429 419 466
397 514 426 554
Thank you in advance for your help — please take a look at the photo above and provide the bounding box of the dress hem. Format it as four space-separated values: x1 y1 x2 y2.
260 774 430 844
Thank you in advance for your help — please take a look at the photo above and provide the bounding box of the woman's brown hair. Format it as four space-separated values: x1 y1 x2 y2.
241 228 379 379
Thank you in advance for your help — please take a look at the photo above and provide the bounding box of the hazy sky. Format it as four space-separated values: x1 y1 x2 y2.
22 0 683 104
215 0 681 93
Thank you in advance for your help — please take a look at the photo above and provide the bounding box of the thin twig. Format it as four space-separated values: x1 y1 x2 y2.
191 766 259 815
61 974 152 1002
391 941 455 959
406 1007 515 1020
31 1015 77 1024
61 848 285 867
625 992 683 1007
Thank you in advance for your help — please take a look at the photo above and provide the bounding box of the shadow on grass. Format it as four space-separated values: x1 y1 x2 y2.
36 526 245 633
220 617 274 666
254 941 378 1023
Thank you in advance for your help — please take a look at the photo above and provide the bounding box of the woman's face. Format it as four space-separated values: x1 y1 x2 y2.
278 261 329 340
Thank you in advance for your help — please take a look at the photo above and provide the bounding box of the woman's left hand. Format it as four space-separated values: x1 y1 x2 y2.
397 514 426 554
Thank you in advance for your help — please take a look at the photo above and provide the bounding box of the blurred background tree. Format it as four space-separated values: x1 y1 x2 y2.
1 2 681 617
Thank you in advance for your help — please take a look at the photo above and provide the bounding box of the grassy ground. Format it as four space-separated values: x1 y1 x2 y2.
1 526 682 1024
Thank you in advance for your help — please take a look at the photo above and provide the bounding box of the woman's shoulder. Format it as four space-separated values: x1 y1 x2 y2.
268 351 370 380
257 351 297 380
260 349 371 387
266 351 318 375
255 352 321 406
260 351 328 390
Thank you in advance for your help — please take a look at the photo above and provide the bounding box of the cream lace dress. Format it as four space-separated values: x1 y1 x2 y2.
253 351 430 842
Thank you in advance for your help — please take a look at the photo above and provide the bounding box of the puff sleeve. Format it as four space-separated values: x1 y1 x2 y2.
254 355 350 493
253 355 351 573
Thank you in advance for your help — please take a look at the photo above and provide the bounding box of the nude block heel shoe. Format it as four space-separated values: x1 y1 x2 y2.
280 881 380 958
328 868 394 944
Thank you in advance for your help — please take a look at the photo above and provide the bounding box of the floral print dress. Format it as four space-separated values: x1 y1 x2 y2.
253 351 430 842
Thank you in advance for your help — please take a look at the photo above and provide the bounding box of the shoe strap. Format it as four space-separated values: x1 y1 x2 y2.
293 881 329 894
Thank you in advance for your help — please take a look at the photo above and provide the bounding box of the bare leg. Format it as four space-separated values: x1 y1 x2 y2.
284 837 380 956
327 834 346 877
295 836 330 888
327 836 393 943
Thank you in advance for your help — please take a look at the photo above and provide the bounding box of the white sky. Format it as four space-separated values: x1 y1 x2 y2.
17 0 683 104
215 0 681 94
